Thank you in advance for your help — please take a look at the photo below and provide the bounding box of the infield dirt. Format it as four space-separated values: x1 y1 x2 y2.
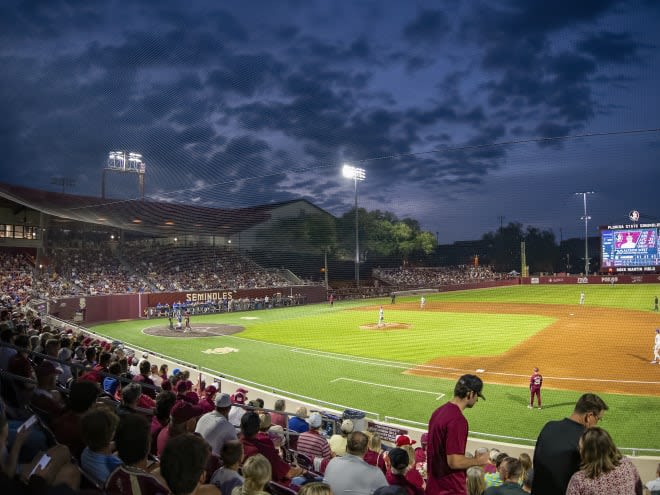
389 302 658 396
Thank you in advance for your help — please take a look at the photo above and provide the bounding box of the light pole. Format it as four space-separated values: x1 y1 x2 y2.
343 164 366 288
575 191 594 275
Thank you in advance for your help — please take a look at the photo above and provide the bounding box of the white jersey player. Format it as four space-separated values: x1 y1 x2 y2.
378 306 384 327
579 292 585 305
652 328 660 364
420 296 426 309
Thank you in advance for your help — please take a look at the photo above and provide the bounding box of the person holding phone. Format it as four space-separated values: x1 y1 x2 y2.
1 414 80 493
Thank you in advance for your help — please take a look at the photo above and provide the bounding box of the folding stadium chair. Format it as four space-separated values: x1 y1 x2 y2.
268 481 297 495
76 462 105 494
293 451 314 472
293 451 325 476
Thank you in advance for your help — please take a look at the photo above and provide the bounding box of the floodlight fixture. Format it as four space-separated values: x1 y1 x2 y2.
103 150 147 199
342 164 366 181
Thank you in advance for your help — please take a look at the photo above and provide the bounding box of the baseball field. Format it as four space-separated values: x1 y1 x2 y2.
91 284 660 452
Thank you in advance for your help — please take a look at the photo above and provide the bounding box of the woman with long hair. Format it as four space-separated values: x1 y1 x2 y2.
466 466 486 495
233 454 271 495
518 452 532 485
566 427 643 495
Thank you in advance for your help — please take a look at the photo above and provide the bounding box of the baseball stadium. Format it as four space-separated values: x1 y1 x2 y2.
3 4 660 492
1 181 659 489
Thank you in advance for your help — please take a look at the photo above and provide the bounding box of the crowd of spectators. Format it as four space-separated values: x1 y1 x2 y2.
2 297 660 495
373 265 514 288
0 251 34 306
0 245 295 300
125 245 292 293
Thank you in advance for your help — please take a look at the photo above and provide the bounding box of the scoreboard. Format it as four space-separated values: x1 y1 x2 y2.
600 223 660 272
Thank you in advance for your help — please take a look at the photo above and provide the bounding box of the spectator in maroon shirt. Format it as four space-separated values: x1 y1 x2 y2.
240 412 303 483
151 391 176 455
160 433 220 495
53 380 100 459
30 361 66 421
105 413 169 495
386 448 424 495
198 385 217 413
156 400 204 457
270 399 288 429
8 334 34 380
134 360 157 399
159 364 169 385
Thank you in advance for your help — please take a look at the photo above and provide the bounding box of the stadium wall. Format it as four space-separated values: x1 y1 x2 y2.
49 285 327 323
522 274 660 285
439 279 520 291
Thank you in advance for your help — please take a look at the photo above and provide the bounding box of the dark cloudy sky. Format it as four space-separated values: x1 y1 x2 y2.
2 0 659 243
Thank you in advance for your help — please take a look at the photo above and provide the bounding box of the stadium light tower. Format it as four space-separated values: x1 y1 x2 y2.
102 151 146 199
342 164 366 288
575 191 594 275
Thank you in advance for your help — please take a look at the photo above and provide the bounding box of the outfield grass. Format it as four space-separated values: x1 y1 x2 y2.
91 284 660 451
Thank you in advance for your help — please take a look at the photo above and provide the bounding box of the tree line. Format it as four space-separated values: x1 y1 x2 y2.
261 209 599 275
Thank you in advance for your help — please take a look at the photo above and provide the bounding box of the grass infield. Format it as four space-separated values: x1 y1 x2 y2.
91 284 660 451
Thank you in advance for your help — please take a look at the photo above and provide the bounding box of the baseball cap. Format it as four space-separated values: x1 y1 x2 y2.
308 412 322 428
388 448 410 470
268 425 285 443
340 419 354 434
214 393 231 408
457 374 485 400
235 387 248 395
36 361 62 379
204 385 218 396
395 434 416 447
58 347 73 361
171 401 204 424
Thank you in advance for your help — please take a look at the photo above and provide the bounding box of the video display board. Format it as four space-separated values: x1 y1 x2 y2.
600 224 660 272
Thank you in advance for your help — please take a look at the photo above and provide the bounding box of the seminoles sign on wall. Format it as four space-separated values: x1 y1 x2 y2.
185 291 235 302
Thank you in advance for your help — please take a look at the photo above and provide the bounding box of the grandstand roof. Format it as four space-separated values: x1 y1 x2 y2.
0 182 328 236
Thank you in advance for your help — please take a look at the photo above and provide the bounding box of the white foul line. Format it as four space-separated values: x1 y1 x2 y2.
331 377 445 400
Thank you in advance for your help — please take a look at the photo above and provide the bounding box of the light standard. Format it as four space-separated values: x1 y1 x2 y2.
575 191 594 275
342 164 366 288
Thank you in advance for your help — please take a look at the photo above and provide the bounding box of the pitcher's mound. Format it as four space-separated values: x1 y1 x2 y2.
360 323 411 330
144 324 244 338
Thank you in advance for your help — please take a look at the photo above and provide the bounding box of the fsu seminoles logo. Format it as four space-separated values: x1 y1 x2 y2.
629 210 640 222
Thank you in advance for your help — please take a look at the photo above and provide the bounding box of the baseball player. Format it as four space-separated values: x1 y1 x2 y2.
420 296 426 309
528 367 543 409
184 310 191 332
579 292 585 305
652 329 660 364
654 295 658 312
378 306 384 327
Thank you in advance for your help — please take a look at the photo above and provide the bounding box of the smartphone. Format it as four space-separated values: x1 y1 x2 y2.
18 415 38 433
29 453 51 476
